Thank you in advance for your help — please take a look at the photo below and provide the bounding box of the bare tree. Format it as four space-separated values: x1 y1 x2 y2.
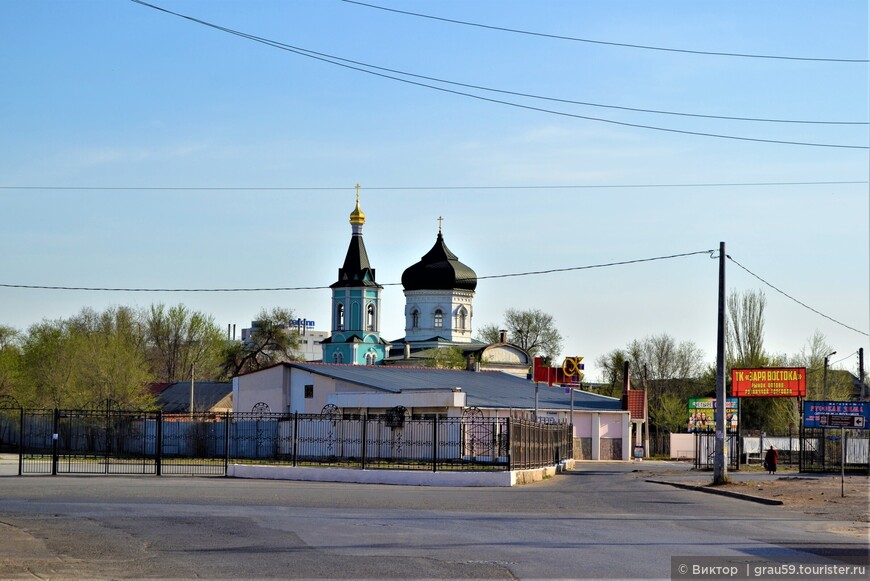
726 289 770 369
144 304 225 383
478 309 562 362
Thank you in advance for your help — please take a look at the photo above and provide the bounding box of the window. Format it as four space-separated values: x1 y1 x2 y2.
365 352 376 365
434 309 443 328
336 304 344 330
411 309 420 329
458 307 467 329
333 352 344 364
367 304 376 331
304 384 314 399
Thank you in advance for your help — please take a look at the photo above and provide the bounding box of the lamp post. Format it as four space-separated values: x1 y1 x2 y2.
823 351 836 402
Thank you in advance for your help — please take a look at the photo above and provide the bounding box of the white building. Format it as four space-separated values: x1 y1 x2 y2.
233 362 631 461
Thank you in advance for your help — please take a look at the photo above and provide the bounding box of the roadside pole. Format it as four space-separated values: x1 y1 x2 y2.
713 241 727 484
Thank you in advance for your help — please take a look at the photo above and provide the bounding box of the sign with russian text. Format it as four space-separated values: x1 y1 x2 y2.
803 401 870 430
731 367 806 397
687 398 738 433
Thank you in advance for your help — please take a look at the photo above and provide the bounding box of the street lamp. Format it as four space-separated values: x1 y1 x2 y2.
823 351 837 402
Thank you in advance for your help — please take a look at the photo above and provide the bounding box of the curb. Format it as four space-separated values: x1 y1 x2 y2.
646 478 784 505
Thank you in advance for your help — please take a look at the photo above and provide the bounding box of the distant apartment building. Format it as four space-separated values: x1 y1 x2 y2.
241 318 329 362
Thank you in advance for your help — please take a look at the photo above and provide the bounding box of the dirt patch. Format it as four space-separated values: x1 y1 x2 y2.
642 467 870 527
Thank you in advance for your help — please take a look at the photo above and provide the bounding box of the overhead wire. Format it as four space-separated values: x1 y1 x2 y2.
0 249 715 292
725 255 869 337
3 250 866 339
1 180 867 192
129 1 868 149
340 0 869 64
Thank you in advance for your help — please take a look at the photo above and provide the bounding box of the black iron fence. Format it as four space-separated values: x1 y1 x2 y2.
799 427 870 474
693 432 739 471
3 407 571 476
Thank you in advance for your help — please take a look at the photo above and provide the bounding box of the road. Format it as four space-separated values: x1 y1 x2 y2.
0 460 865 579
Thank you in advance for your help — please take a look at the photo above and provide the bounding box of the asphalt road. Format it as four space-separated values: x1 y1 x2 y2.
0 460 865 579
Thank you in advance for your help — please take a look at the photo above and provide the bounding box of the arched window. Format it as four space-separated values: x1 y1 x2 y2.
367 304 376 331
434 309 443 328
411 309 420 329
366 352 376 365
458 307 467 330
336 304 344 330
333 352 344 364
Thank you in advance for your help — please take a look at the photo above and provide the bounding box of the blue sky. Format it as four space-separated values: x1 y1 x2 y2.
1 1 867 380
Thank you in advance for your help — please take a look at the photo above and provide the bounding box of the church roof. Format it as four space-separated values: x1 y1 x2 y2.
401 232 477 291
331 235 380 288
331 195 382 289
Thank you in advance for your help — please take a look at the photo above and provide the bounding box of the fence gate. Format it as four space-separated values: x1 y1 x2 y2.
20 408 161 475
693 432 739 471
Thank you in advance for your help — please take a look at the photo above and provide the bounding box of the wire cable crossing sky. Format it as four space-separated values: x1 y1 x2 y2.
2 1 867 376
129 1 868 149
341 0 870 63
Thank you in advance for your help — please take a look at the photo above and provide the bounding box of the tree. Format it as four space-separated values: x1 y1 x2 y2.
222 307 300 377
596 334 709 433
19 308 155 409
425 346 468 370
726 289 771 370
478 308 563 362
790 330 852 401
143 304 226 383
726 289 791 431
594 349 630 398
0 325 22 397
475 323 501 345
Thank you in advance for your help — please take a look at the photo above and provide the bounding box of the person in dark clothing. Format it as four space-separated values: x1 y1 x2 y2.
764 446 778 475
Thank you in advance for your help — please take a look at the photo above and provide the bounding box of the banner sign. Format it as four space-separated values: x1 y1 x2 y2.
803 401 870 430
532 356 582 387
731 367 806 397
688 398 738 433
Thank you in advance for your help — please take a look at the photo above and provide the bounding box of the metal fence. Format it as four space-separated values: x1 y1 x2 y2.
693 432 739 471
799 427 870 474
4 406 571 476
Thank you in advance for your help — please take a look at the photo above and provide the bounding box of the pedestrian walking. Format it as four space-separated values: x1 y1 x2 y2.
764 445 778 475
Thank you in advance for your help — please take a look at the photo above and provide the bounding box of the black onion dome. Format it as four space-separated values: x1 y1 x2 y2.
402 232 477 291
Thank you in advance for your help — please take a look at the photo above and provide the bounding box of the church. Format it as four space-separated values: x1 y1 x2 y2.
319 192 531 376
231 194 632 462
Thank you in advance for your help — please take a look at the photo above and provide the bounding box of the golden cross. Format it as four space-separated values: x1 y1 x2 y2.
355 183 360 202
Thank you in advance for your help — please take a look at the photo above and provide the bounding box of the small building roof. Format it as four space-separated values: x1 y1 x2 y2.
156 381 233 413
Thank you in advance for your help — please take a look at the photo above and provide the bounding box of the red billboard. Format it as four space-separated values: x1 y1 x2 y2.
731 367 806 397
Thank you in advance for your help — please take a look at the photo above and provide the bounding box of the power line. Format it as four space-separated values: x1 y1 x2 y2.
130 1 868 149
726 255 869 337
341 0 869 64
2 181 867 192
4 248 866 338
236 41 870 125
830 350 859 366
0 249 715 292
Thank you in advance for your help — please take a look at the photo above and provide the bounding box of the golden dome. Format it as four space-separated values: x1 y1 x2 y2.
349 185 365 225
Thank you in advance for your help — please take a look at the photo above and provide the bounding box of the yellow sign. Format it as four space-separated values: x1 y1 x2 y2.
561 356 584 380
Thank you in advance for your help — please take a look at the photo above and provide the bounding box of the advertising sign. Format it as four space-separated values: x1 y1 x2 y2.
803 401 870 430
731 367 806 397
687 398 738 433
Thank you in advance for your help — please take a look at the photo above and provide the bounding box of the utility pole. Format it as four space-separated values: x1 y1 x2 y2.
859 348 865 401
713 241 728 484
823 352 836 402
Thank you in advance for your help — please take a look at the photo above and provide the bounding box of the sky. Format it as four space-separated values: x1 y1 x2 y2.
1 0 868 381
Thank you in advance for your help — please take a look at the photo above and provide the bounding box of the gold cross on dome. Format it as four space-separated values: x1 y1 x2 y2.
355 183 360 202
437 216 443 233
